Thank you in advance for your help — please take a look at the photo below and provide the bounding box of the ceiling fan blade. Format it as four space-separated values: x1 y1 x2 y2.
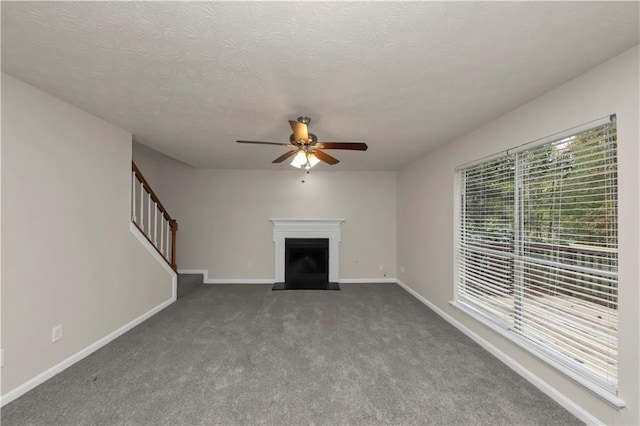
313 149 340 165
272 149 299 163
237 140 293 146
313 142 368 151
289 120 309 142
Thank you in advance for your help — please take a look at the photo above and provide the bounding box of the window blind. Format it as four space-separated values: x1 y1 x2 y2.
458 155 515 327
457 117 618 393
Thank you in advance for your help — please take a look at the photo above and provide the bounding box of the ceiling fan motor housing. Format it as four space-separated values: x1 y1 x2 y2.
290 132 317 143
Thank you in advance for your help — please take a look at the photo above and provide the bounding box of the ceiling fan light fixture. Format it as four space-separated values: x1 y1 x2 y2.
290 150 308 168
307 153 321 168
290 150 321 170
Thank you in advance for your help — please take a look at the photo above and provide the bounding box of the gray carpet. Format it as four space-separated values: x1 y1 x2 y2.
178 273 204 298
1 284 581 425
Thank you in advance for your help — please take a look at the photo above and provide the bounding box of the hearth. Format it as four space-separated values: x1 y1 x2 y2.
272 238 339 290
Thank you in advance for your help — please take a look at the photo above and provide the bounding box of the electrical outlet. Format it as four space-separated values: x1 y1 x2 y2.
400 266 406 274
52 325 63 343
379 264 384 271
246 262 252 270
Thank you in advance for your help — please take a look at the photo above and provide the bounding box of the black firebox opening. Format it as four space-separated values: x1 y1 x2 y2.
273 238 339 290
286 238 328 284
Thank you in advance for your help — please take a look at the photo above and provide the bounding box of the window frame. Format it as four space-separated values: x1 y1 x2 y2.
452 115 625 408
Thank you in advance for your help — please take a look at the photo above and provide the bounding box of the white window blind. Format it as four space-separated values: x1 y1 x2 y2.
458 155 515 327
457 117 618 393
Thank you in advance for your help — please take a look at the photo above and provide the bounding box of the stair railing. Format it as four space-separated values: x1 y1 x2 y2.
131 162 178 270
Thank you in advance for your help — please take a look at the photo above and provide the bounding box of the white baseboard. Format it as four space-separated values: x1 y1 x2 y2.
177 270 274 284
206 279 274 284
339 278 397 283
206 278 396 284
177 269 396 285
0 296 174 407
395 279 603 426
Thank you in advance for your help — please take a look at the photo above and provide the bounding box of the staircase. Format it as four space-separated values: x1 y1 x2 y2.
132 162 195 298
177 273 204 298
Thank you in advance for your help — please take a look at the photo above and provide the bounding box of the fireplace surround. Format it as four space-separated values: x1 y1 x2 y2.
270 218 344 285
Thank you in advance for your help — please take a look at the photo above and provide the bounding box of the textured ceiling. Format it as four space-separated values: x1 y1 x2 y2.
2 2 639 170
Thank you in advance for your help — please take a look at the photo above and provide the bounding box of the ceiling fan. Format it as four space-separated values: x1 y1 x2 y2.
236 116 368 169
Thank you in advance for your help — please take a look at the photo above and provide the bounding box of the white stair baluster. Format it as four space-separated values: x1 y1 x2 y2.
154 203 159 246
139 181 145 230
160 214 164 253
131 172 137 222
166 221 170 257
147 193 151 237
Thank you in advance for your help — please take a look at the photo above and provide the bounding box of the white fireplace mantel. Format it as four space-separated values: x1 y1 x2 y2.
270 218 344 283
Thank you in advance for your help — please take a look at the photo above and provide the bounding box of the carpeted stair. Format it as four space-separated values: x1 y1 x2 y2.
177 273 204 298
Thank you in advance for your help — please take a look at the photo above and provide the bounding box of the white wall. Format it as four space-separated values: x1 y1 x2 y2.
397 46 639 425
132 141 191 208
1 74 175 399
132 146 397 281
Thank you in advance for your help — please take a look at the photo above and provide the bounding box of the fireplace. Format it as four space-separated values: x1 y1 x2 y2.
270 219 343 290
285 238 329 287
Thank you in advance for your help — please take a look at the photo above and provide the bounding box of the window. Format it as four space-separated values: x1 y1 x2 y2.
456 116 618 396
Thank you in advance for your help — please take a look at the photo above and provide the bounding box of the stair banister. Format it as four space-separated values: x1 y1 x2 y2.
131 162 177 270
